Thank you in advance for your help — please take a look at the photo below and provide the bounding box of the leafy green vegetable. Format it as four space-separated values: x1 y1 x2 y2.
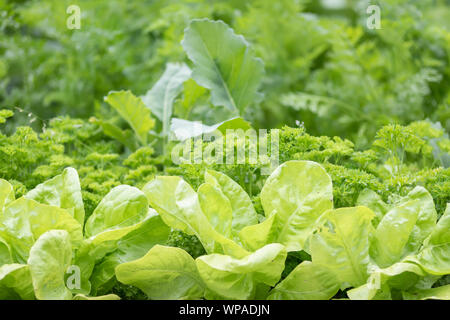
408 204 450 275
84 185 149 238
116 245 204 300
267 261 339 300
0 264 34 300
196 243 286 300
90 214 170 293
347 262 425 300
104 91 155 145
28 230 73 300
142 175 248 258
142 63 192 138
310 207 374 289
0 197 83 263
403 284 450 300
241 160 333 252
182 19 264 114
25 167 85 225
1 2 449 300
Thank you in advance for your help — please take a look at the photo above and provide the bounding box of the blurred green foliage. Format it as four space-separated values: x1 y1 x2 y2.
1 0 449 145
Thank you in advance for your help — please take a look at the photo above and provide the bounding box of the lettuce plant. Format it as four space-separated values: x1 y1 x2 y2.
116 160 450 300
0 160 448 300
0 168 170 300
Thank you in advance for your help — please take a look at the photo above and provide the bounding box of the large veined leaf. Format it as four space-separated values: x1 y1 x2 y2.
89 214 170 293
0 198 83 263
142 63 192 137
104 90 155 145
170 117 252 141
25 167 85 225
28 230 73 300
0 179 14 212
310 206 375 289
267 261 339 300
115 245 205 300
240 160 333 252
0 264 34 300
182 19 264 113
347 262 425 300
408 203 450 275
84 185 149 238
196 243 286 300
143 176 248 258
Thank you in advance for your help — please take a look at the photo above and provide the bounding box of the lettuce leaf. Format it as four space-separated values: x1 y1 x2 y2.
408 203 450 275
89 213 170 293
310 206 375 289
116 245 204 300
267 261 339 300
28 230 73 300
0 179 14 212
25 167 85 225
0 264 34 300
240 160 333 252
143 176 248 258
0 198 83 263
196 243 286 300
